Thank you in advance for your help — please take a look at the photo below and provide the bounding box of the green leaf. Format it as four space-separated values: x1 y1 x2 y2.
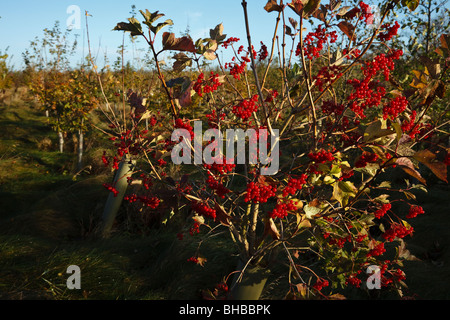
323 175 336 184
401 0 420 12
363 120 395 143
329 164 342 178
332 181 357 207
304 203 321 219
303 0 321 16
150 19 174 35
140 9 165 27
391 122 403 143
374 194 390 204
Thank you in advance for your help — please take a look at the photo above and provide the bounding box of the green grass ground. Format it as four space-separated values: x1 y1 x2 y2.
0 94 239 300
0 91 449 300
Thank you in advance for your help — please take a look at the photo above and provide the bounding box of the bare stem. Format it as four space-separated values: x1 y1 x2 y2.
298 14 318 150
241 0 274 135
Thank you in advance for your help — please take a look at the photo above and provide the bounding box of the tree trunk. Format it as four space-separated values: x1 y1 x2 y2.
77 129 84 172
58 131 64 153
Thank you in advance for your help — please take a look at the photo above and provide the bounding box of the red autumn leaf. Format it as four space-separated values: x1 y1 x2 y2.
312 4 328 22
288 0 321 17
395 157 427 185
214 201 233 227
177 82 193 108
162 32 196 53
440 34 450 50
337 21 355 40
287 0 307 15
264 0 284 12
413 149 448 183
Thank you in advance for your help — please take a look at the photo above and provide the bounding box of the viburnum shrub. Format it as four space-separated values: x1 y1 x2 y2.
96 0 449 300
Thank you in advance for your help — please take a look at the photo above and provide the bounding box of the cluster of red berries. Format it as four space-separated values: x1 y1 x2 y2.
174 118 194 139
347 79 386 118
346 272 362 288
222 37 240 49
113 130 131 157
157 159 167 167
269 200 297 219
366 50 404 82
308 149 335 164
342 48 361 60
406 205 425 219
282 174 308 197
346 1 374 25
176 181 193 195
374 203 392 219
383 96 408 120
244 181 277 204
149 115 157 127
314 66 343 92
383 223 414 242
215 282 228 292
112 128 150 158
193 72 222 97
367 242 386 257
102 151 119 170
445 153 450 166
264 90 278 103
382 268 406 287
103 183 119 197
206 174 230 199
347 49 403 118
312 278 329 292
355 233 367 243
189 222 201 236
205 109 226 128
232 95 259 121
355 151 379 168
401 110 421 139
258 41 268 61
204 158 236 175
139 195 160 209
131 173 153 190
358 1 374 24
298 24 337 60
327 235 350 249
123 194 160 209
321 100 345 116
191 201 217 220
225 57 247 80
187 256 199 264
377 21 400 42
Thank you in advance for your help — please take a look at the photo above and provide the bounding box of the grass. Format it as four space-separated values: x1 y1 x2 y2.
0 90 449 300
0 94 239 300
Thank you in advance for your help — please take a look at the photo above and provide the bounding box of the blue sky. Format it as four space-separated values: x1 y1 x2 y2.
2 1 449 70
0 0 284 70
